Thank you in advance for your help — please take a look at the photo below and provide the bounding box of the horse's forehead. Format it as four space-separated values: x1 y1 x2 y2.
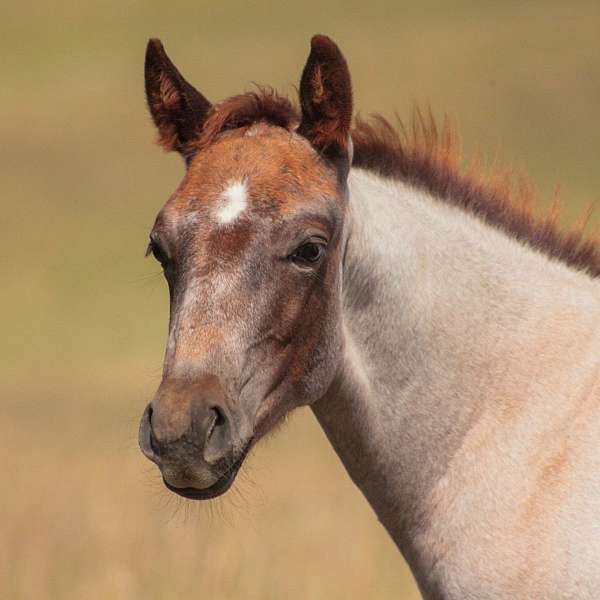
163 126 339 219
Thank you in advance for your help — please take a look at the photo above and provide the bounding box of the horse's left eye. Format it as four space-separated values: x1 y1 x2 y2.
291 241 326 266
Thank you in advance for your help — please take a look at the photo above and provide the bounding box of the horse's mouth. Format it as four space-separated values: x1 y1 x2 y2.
162 443 250 501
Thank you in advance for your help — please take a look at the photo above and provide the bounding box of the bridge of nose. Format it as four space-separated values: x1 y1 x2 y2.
151 374 227 446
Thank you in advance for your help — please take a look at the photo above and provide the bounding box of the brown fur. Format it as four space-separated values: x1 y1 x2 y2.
192 90 298 154
145 39 212 159
165 84 599 279
297 35 353 158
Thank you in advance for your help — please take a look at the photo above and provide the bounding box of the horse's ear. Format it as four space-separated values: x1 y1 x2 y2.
297 35 353 179
144 39 212 161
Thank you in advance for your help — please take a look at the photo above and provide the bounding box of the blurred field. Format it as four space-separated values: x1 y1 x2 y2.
2 1 600 598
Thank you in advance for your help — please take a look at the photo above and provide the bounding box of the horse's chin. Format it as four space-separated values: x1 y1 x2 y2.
163 468 237 500
162 442 251 500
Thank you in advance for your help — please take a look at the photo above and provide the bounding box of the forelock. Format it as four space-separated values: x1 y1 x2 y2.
192 88 300 154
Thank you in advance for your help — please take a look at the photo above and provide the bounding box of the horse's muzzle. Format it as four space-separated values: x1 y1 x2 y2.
138 382 243 498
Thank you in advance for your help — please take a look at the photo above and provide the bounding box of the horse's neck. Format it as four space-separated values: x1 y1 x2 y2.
312 168 600 597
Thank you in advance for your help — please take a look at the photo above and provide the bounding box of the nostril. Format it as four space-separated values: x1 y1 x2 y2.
139 403 160 463
203 405 231 465
213 406 226 428
146 405 159 455
206 406 226 442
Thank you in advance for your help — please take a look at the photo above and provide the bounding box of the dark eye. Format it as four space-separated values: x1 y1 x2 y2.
146 239 170 266
291 241 326 266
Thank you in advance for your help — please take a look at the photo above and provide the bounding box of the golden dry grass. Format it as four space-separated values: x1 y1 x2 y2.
2 1 600 598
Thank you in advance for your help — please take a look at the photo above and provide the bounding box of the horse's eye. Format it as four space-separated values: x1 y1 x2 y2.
146 240 170 266
291 241 326 266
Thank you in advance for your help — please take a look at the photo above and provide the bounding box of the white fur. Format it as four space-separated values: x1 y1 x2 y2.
216 180 248 224
313 168 600 600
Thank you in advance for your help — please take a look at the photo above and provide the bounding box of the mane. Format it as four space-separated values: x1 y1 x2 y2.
352 111 600 278
194 90 600 278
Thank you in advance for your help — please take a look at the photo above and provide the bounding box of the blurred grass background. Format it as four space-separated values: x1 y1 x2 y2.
2 1 599 598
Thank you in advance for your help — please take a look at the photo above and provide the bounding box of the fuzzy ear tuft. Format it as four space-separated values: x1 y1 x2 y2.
144 39 212 161
297 35 353 177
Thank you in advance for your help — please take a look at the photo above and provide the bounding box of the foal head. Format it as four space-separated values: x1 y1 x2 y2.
138 36 354 499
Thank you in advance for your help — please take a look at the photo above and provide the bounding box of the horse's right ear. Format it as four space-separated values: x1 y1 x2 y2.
144 39 212 161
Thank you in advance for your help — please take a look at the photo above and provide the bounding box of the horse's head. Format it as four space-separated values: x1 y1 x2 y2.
138 35 353 499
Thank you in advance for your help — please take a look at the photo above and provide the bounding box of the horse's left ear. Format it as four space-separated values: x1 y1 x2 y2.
297 35 353 180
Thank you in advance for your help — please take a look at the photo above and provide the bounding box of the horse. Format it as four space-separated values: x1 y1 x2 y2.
138 35 600 599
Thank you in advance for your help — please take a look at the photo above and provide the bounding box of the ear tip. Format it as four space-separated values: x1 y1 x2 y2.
309 34 345 63
146 38 165 61
310 33 333 45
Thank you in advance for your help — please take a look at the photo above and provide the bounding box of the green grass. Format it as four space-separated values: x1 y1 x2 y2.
2 1 600 598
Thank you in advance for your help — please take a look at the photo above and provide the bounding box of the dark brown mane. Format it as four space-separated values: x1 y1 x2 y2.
194 90 600 278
